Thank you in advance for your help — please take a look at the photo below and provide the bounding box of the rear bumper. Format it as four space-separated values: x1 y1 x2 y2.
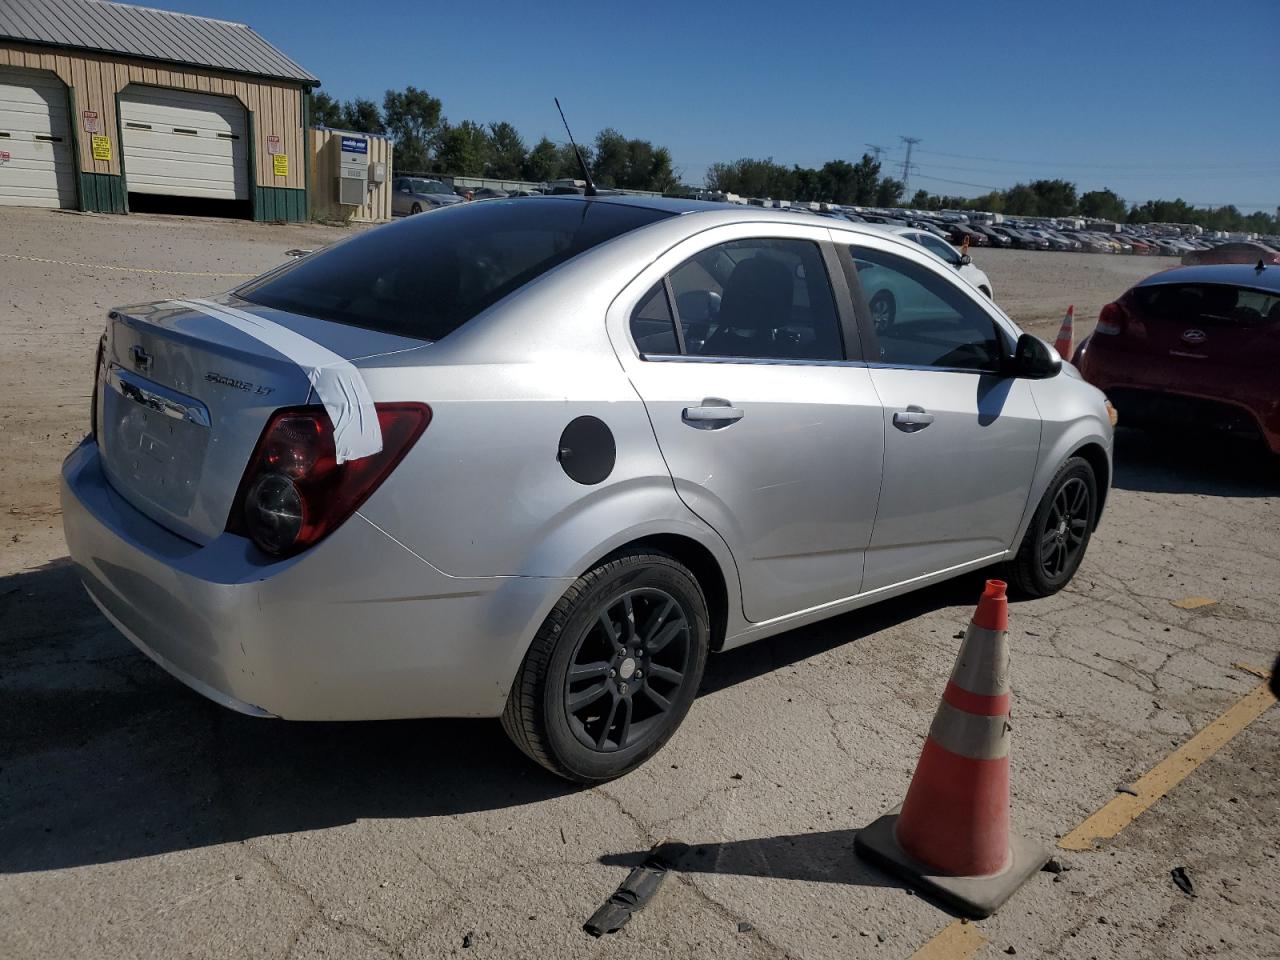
60 440 568 720
1081 371 1277 453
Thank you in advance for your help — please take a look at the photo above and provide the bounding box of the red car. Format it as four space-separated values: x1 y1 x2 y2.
1074 263 1280 453
1181 240 1280 267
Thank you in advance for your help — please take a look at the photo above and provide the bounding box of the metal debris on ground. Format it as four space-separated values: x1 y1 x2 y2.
1171 867 1196 898
736 921 754 933
584 842 688 937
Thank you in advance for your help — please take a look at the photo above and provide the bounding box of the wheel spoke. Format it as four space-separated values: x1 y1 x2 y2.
646 662 684 685
642 598 676 644
615 696 633 748
1068 481 1088 516
596 694 621 749
568 682 609 713
598 611 621 651
568 661 610 683
1040 535 1058 561
646 620 686 656
641 685 672 712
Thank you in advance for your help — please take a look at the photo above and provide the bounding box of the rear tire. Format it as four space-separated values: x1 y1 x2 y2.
1008 456 1097 597
502 550 710 783
410 202 422 215
869 290 896 332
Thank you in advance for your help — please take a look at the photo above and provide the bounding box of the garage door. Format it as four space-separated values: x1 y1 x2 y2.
0 67 76 208
120 87 248 200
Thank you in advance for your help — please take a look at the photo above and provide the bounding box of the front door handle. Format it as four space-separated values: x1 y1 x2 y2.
892 405 935 433
683 398 744 429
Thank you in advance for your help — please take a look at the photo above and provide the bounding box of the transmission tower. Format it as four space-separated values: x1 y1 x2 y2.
899 136 921 197
865 143 886 164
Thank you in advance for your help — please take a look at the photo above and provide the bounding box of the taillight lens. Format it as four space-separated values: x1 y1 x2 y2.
1095 301 1127 336
227 403 431 557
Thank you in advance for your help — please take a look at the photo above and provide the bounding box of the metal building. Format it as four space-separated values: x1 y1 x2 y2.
0 0 317 221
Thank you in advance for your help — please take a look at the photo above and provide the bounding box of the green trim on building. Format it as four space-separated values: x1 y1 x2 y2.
253 186 307 222
78 173 127 213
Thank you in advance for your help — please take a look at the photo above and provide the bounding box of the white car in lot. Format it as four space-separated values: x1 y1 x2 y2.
860 226 995 330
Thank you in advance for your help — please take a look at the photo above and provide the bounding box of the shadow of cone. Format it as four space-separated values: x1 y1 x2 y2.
854 580 1049 918
1054 305 1074 358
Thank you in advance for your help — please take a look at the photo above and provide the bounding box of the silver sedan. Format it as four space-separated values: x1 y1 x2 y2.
390 176 464 216
61 197 1113 781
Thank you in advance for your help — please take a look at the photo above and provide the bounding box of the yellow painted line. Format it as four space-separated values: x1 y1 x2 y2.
1059 679 1277 851
908 919 987 960
0 252 256 278
1171 596 1217 610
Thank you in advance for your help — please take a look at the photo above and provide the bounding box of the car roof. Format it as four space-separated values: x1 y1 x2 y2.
1136 263 1280 292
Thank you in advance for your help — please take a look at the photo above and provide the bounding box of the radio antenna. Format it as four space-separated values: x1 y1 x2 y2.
555 97 597 197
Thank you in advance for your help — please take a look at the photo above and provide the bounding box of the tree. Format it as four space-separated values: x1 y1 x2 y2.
435 120 491 176
555 141 592 180
486 122 526 179
1079 188 1126 222
874 177 904 207
910 189 933 209
342 98 385 135
523 137 559 182
1028 178 1078 217
1002 183 1038 215
848 154 882 205
590 129 678 191
311 89 344 128
383 86 443 172
705 158 796 198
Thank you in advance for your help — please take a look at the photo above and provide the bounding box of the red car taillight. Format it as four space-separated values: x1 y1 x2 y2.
1095 300 1128 336
227 403 431 557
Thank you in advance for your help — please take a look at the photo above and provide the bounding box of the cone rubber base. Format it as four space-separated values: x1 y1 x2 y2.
854 808 1050 918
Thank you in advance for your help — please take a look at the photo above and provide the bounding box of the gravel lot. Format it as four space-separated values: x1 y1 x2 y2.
1 208 1276 960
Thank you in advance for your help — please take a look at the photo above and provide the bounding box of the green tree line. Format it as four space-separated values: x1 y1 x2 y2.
312 87 678 192
907 181 1277 234
314 87 1275 232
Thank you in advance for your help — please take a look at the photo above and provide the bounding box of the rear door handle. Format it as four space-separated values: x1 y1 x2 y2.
892 405 935 432
683 398 744 428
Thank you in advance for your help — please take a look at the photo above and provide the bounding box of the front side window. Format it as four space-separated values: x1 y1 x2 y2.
662 238 843 361
845 246 1003 372
240 199 671 341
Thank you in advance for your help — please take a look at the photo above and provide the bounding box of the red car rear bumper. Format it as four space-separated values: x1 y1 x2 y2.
1078 339 1280 453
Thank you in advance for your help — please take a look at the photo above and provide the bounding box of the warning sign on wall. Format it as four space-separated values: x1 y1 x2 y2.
267 135 281 155
0 151 10 163
82 111 99 134
91 135 111 161
273 153 289 177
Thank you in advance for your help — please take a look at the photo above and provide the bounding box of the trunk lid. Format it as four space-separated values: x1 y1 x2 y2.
1126 283 1280 377
96 294 425 545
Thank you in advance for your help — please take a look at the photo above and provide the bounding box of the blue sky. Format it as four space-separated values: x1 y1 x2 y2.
168 0 1277 211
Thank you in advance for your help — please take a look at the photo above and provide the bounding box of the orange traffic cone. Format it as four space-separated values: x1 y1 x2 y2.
854 580 1049 918
1053 305 1074 357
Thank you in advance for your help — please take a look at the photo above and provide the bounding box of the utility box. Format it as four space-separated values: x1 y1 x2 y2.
337 134 369 205
369 161 386 185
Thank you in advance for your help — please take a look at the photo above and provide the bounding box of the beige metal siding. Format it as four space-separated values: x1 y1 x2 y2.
310 127 392 223
0 41 306 189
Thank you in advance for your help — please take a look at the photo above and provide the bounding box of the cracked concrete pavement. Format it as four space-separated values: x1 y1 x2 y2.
1 208 1277 959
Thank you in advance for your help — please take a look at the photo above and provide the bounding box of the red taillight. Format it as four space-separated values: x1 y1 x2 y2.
1095 301 1128 336
228 403 431 557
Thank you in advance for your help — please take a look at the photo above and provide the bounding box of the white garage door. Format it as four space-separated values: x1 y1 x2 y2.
120 87 248 200
0 67 76 208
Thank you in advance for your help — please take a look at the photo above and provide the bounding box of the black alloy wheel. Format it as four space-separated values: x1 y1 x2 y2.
563 588 693 753
1009 456 1097 597
502 550 709 782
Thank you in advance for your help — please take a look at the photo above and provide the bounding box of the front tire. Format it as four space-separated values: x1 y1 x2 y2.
1008 456 1097 597
410 202 422 215
502 550 710 783
869 290 896 332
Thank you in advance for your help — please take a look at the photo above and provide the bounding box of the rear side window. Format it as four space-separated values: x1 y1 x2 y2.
1134 283 1280 327
662 238 843 361
630 283 680 355
238 199 671 341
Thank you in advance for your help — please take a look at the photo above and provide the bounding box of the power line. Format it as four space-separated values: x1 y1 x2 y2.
915 147 1280 173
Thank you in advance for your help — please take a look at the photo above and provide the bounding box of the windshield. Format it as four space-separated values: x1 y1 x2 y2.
411 179 453 195
237 199 672 341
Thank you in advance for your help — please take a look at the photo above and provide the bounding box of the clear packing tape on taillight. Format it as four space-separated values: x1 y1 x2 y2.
168 298 383 463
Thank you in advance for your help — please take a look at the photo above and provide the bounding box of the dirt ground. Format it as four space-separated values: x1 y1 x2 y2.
1 208 1277 960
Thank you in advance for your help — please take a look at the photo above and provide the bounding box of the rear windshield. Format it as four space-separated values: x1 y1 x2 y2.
1134 283 1280 327
238 199 671 340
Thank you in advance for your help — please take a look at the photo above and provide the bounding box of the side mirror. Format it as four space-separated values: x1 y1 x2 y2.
1010 333 1062 379
959 254 972 266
